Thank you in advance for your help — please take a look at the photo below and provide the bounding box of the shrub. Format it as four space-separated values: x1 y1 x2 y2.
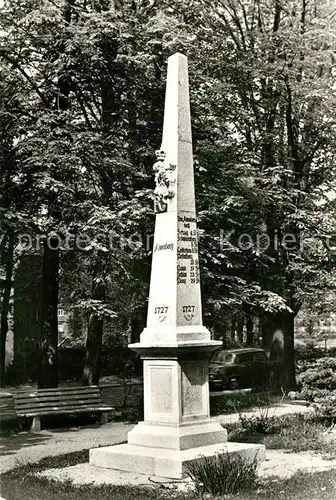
313 391 336 425
298 357 336 393
185 451 259 496
295 342 325 362
297 357 336 423
237 406 278 435
234 392 286 436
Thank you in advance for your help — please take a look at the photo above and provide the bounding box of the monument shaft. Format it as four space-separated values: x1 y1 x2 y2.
141 53 208 343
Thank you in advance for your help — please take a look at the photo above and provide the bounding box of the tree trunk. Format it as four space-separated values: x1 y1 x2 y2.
237 315 244 345
262 310 296 389
82 259 106 386
282 310 296 389
231 318 236 342
82 307 104 386
246 315 254 346
0 229 14 387
38 238 59 388
221 317 230 348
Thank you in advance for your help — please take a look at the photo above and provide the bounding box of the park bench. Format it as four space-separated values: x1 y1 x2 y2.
14 385 114 432
0 392 17 423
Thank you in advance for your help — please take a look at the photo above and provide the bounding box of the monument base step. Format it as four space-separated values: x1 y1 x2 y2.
128 421 227 450
89 442 266 479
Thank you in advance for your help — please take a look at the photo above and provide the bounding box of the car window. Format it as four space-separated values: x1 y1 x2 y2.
221 353 234 363
254 351 268 362
211 351 221 362
211 351 234 363
236 352 255 363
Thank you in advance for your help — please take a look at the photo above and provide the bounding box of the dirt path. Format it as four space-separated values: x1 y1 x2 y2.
0 422 133 474
35 450 336 487
0 402 310 474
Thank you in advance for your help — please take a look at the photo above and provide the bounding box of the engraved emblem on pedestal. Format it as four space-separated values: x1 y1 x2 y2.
183 305 195 322
154 306 169 323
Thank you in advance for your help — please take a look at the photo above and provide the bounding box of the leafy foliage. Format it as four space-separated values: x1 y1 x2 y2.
1 0 336 385
297 357 336 423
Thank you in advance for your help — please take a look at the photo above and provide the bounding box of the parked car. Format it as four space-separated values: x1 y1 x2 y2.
209 347 280 390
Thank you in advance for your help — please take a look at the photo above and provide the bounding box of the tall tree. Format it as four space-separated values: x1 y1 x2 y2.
2 0 335 391
183 0 336 387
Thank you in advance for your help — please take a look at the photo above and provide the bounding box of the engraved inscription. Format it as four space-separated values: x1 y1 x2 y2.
154 243 174 251
183 305 195 321
177 215 200 286
154 306 168 322
155 306 169 314
182 305 195 313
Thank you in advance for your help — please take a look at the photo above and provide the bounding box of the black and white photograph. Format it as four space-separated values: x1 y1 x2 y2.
0 1 336 499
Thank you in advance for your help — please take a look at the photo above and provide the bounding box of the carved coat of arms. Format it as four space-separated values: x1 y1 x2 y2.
153 150 176 213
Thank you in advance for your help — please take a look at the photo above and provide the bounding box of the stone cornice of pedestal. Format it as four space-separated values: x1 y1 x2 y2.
128 340 221 359
139 325 214 344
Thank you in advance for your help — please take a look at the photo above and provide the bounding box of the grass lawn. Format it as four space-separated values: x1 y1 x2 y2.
1 451 336 500
227 413 336 458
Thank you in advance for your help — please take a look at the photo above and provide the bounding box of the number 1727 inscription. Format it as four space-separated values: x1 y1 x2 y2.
154 306 195 314
154 306 169 314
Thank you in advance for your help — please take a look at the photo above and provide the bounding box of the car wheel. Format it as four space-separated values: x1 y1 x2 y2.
228 377 239 390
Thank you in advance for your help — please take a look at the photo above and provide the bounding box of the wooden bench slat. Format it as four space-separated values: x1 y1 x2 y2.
16 384 99 390
15 391 100 399
15 395 100 403
15 394 100 404
16 401 101 409
16 386 99 395
15 389 100 398
17 403 113 412
17 406 113 417
16 400 102 411
0 393 16 422
15 394 100 402
12 386 113 430
16 401 102 413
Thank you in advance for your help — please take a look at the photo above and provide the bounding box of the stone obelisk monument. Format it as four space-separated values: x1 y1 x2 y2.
90 53 265 478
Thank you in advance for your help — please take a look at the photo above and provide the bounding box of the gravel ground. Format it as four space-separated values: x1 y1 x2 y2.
0 422 133 474
211 402 311 425
35 449 336 488
0 402 312 475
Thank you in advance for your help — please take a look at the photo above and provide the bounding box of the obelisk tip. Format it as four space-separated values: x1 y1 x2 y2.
168 52 187 62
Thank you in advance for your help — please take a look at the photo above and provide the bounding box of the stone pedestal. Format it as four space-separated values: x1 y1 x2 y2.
90 442 265 479
90 342 265 478
89 52 265 479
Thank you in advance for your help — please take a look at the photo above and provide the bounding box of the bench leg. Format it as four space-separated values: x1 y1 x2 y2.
31 416 41 432
100 412 108 425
